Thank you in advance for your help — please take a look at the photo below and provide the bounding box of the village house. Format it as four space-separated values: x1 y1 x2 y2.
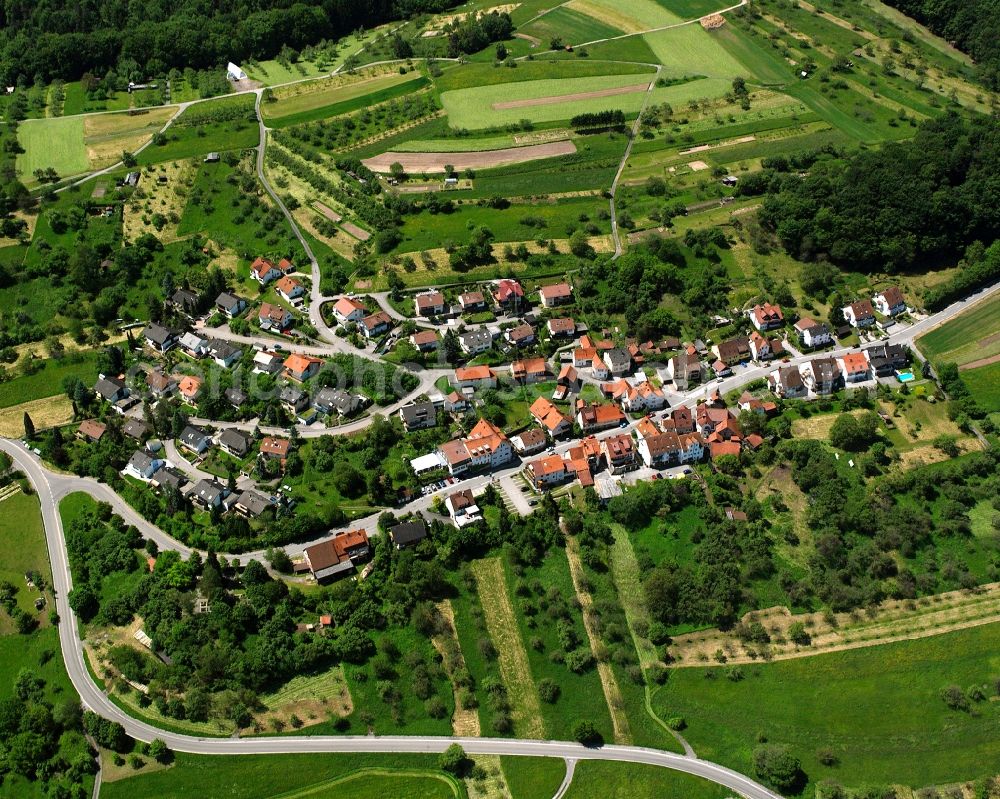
511 357 549 384
179 425 211 454
437 418 512 476
225 387 248 410
259 302 293 332
749 302 784 332
389 520 427 549
842 299 876 328
218 428 253 457
873 286 906 317
76 419 106 443
768 365 806 398
865 343 910 376
178 332 209 358
737 391 777 415
94 375 128 404
459 291 487 312
146 370 177 399
511 428 548 455
546 317 576 338
313 388 366 417
557 364 579 390
275 276 305 303
840 351 872 383
360 310 393 339
284 354 323 382
444 391 470 414
259 436 291 461
505 322 535 347
333 296 367 325
576 401 626 433
208 339 243 369
602 433 636 473
415 291 446 317
539 282 573 308
460 328 495 355
446 489 483 528
410 330 439 352
399 401 438 431
304 529 371 581
250 257 282 285
493 279 524 310
215 292 246 319
717 336 751 366
666 352 703 388
795 318 832 349
807 358 844 394
749 331 782 362
530 397 573 438
253 350 283 374
525 454 570 489
178 375 203 404
603 348 632 377
170 288 199 316
279 386 310 416
124 450 164 481
191 479 231 511
661 405 696 434
454 365 497 390
234 489 276 519
621 381 666 413
142 322 179 353
573 346 597 368
123 419 150 442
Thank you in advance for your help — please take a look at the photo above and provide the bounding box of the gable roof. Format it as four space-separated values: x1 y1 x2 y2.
876 285 904 308
334 296 367 316
539 282 572 301
455 365 495 382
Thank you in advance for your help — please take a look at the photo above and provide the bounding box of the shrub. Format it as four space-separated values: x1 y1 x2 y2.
538 678 561 704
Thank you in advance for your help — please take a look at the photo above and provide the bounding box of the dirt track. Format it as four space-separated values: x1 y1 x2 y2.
959 351 1000 371
493 82 651 110
363 139 577 173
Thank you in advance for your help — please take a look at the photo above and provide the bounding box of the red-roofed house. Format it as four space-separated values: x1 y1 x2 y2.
539 282 573 308
284 354 323 382
251 257 282 285
275 276 305 302
750 302 784 331
511 357 549 384
333 296 367 325
494 279 524 309
840 351 871 382
873 286 906 317
454 365 497 389
576 402 625 433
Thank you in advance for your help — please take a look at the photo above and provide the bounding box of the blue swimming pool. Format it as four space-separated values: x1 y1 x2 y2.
897 371 915 382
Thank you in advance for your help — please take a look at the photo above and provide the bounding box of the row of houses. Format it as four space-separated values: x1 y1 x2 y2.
330 296 394 338
768 344 910 397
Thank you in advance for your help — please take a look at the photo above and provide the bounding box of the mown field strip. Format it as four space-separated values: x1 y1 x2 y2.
471 558 545 740
431 600 480 736
609 524 661 670
493 82 651 109
363 140 576 173
563 534 632 744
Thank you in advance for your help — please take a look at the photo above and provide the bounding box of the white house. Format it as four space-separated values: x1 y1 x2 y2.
227 62 247 81
124 450 164 481
333 296 367 325
794 318 832 349
842 300 876 328
873 286 906 317
250 257 282 285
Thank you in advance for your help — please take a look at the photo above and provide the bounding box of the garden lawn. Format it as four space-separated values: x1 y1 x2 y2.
16 116 89 181
562 761 731 799
100 753 463 799
652 623 1000 791
0 352 100 408
501 756 566 799
643 25 747 79
918 294 1000 366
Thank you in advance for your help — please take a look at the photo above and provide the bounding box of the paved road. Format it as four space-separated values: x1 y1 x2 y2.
1 439 781 799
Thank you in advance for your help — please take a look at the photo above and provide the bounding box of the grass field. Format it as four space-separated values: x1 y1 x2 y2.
138 95 258 165
562 761 731 799
0 352 100 408
521 6 626 45
501 757 566 799
0 490 50 634
82 107 176 168
0 396 74 437
572 0 681 31
101 753 464 799
653 623 1000 791
643 25 748 79
16 116 89 181
961 362 1000 413
918 294 1000 366
434 60 655 93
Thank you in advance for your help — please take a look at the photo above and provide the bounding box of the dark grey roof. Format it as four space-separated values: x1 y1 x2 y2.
190 479 225 505
604 348 631 370
127 450 159 473
459 328 493 348
216 292 244 311
218 428 252 454
171 288 199 311
389 520 427 547
143 323 178 346
209 339 242 361
180 425 210 448
225 387 248 406
123 419 150 439
236 489 274 517
400 401 436 426
153 468 187 490
280 386 308 407
313 387 363 415
94 376 126 401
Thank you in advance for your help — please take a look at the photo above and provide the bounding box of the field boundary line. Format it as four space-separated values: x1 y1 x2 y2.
431 599 481 737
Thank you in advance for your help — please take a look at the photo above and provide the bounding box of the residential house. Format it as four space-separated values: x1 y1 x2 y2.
493 279 524 310
275 276 305 303
547 318 576 338
304 530 371 581
437 419 512 476
807 358 843 394
539 282 573 308
95 375 128 403
389 521 427 549
840 351 871 383
142 322 178 353
125 450 164 481
279 386 310 415
637 427 705 468
511 357 549 384
259 302 293 331
749 331 782 362
178 332 209 358
415 291 446 317
235 489 276 519
123 419 150 441
621 381 666 413
253 350 283 374
410 330 439 352
865 343 909 376
284 354 323 382
208 339 243 369
530 397 573 438
768 366 807 398
505 323 535 347
250 257 282 285
602 433 635 473
667 353 703 387
573 346 597 368
712 359 731 378
749 302 784 331
795 318 832 349
603 348 632 376
146 370 177 398
360 311 392 338
333 296 367 325
842 299 876 327
170 288 199 316
557 364 579 389
454 365 497 390
225 387 247 409
717 336 751 366
576 401 625 433
511 428 548 455
151 468 187 493
591 355 611 381
259 436 291 461
737 392 777 415
218 428 253 457
525 454 570 489
76 419 106 443
873 286 906 317
459 328 495 355
277 258 295 276
459 291 487 312
215 292 247 319
446 490 482 528
189 479 229 510
178 375 203 404
313 387 365 417
661 405 695 434
399 401 437 431
179 425 211 454
444 391 470 414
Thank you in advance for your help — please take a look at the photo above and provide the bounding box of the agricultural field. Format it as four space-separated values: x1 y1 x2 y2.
563 761 732 799
16 116 89 181
918 293 1000 366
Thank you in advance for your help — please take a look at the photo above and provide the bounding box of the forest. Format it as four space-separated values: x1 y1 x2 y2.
747 112 1000 273
883 0 1000 90
0 0 460 85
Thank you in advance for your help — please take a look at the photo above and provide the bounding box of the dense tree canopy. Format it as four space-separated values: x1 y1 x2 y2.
0 0 460 84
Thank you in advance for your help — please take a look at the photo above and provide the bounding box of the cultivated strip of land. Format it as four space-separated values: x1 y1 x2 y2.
493 83 652 109
431 600 481 737
363 140 577 173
